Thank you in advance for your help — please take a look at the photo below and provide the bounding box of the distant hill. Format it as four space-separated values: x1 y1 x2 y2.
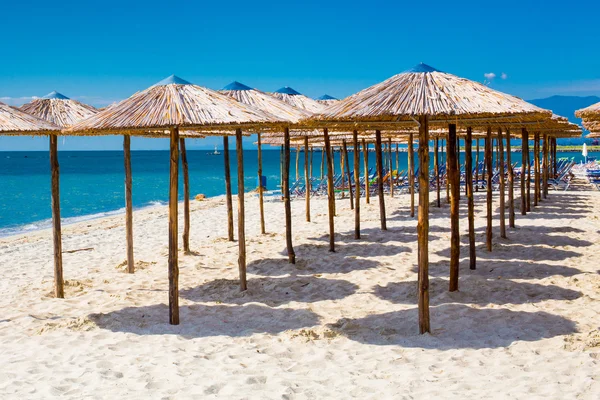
527 95 600 144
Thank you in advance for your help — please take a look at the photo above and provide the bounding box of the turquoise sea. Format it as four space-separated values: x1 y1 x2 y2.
0 149 596 237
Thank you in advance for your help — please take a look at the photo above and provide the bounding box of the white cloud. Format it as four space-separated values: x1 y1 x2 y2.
501 72 508 80
484 72 496 80
0 96 38 106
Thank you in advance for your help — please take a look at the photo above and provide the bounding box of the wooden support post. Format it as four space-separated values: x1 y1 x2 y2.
283 128 296 264
395 143 399 173
526 131 531 212
465 128 476 270
434 137 440 208
168 127 180 325
486 127 493 252
223 136 234 241
408 131 415 217
534 133 541 204
543 134 549 199
388 138 394 198
123 135 134 273
521 129 527 216
375 130 387 230
236 129 248 287
324 128 335 252
417 115 430 334
340 146 346 198
50 134 64 298
343 139 354 210
498 128 506 239
363 139 370 204
180 138 190 253
353 130 361 239
506 130 515 228
475 139 480 192
304 136 311 222
448 124 460 292
257 133 266 234
295 146 300 181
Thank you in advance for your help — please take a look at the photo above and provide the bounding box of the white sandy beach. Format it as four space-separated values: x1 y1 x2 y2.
0 183 599 399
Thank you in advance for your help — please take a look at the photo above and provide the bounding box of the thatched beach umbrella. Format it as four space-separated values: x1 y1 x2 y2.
271 87 326 114
220 81 312 263
308 62 552 334
0 101 63 296
576 101 600 122
67 75 278 325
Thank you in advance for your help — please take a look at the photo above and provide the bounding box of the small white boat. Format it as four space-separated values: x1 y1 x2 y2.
209 145 221 155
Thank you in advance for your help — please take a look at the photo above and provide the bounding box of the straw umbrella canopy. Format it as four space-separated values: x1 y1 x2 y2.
270 87 326 114
0 101 60 134
576 101 600 122
316 94 339 107
68 75 279 325
307 62 553 334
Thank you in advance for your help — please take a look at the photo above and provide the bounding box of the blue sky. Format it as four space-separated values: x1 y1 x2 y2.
1 0 599 150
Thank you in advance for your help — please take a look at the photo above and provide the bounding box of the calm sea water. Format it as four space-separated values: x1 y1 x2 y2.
0 148 596 236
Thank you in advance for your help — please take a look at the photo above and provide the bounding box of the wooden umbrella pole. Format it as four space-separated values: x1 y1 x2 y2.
223 136 234 241
353 130 361 239
362 138 370 204
236 129 248 286
521 129 527 216
283 127 296 264
465 128 476 270
408 131 415 217
475 139 480 192
343 140 354 209
448 124 460 292
49 134 64 298
434 137 440 208
324 128 336 252
168 127 180 325
543 134 549 199
388 138 394 198
417 115 430 334
534 133 541 204
395 143 399 173
257 133 266 234
304 136 311 222
123 135 134 273
340 146 346 198
506 130 515 228
486 127 493 252
295 146 300 181
180 138 190 253
375 130 387 230
526 130 531 212
498 128 506 239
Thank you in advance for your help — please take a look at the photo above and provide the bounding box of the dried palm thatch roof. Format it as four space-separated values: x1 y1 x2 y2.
0 101 60 135
219 81 312 123
66 75 280 135
583 120 600 133
575 101 600 121
270 87 326 114
21 91 98 128
316 94 340 107
312 63 551 127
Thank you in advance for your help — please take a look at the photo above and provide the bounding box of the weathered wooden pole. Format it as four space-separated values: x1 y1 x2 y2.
362 138 370 204
448 124 460 292
324 128 335 252
417 115 430 334
465 128 476 270
395 143 399 173
485 127 493 252
295 146 300 181
388 138 394 198
236 129 248 287
506 130 515 228
526 130 531 212
375 130 387 230
340 146 346 198
123 135 134 273
521 129 527 216
434 137 440 208
168 127 180 325
543 134 549 199
498 128 506 239
257 133 266 234
283 128 296 264
49 134 64 298
304 136 311 222
475 139 480 192
408 131 415 217
353 130 361 239
534 133 541 205
343 139 354 210
223 136 234 241
180 138 190 253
